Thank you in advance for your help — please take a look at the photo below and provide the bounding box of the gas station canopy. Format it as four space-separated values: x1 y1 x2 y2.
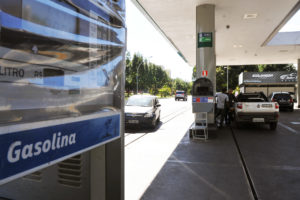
131 0 300 66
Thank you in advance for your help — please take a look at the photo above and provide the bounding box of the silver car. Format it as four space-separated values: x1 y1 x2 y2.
125 95 161 128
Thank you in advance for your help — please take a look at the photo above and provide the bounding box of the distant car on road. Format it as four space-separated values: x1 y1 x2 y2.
268 92 294 111
125 95 161 128
175 90 187 101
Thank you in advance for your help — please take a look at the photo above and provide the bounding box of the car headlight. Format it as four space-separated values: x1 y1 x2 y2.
144 112 154 118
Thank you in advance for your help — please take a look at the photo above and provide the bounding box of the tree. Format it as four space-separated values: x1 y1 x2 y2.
258 64 296 72
159 85 172 97
125 52 133 96
192 66 197 80
125 52 192 96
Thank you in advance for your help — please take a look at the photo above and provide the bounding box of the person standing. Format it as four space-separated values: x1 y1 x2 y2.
215 88 229 128
226 88 237 125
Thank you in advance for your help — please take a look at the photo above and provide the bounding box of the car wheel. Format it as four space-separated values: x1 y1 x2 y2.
151 118 157 129
270 122 277 130
189 129 193 138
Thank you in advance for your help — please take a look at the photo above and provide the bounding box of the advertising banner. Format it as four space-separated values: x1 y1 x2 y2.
240 72 297 84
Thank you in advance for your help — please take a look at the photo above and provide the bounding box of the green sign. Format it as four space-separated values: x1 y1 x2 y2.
198 32 213 48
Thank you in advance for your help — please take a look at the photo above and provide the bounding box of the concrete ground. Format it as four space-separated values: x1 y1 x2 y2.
141 108 300 200
141 127 253 200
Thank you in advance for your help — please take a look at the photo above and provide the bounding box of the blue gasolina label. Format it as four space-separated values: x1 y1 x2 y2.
0 114 120 184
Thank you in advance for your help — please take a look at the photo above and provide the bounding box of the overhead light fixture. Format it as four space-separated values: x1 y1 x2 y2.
233 44 243 48
243 13 258 19
279 50 288 52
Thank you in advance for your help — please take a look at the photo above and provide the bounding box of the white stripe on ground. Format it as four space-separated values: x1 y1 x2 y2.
258 165 300 171
278 122 299 134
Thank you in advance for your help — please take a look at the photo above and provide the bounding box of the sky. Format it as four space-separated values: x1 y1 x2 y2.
280 10 300 32
125 0 193 82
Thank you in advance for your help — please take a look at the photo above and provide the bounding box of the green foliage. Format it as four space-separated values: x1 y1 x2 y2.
258 64 296 72
192 66 197 80
159 85 172 97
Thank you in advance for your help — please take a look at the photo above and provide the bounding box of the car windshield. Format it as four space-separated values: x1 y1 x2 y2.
237 93 268 102
126 96 154 107
176 91 184 94
274 94 290 99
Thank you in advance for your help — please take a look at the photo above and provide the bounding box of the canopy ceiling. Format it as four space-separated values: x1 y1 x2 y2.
131 0 300 66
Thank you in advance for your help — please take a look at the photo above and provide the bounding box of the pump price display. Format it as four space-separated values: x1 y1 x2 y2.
0 113 120 185
193 97 214 103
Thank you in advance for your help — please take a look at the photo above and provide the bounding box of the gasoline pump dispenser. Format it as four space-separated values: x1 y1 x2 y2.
189 77 215 139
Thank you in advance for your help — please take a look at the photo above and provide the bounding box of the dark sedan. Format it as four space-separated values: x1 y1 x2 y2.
125 95 161 128
268 92 294 111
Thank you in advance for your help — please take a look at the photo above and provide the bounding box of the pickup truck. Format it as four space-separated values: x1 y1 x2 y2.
235 92 279 130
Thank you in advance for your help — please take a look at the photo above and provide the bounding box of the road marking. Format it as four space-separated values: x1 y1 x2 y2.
260 165 300 171
291 122 300 125
278 122 299 134
167 159 239 168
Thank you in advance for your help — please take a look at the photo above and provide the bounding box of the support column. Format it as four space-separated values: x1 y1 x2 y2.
196 4 216 123
297 59 300 108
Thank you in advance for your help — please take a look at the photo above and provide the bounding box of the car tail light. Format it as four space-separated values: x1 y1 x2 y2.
275 103 279 109
290 97 293 103
237 103 243 109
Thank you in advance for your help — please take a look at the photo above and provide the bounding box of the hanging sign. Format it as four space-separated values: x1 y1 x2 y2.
198 32 213 48
202 70 208 77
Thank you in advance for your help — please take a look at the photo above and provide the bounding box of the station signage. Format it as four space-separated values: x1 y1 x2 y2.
240 72 297 84
0 112 120 185
198 32 213 48
202 70 208 77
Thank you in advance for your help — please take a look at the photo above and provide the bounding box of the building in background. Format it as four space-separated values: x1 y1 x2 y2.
239 72 297 98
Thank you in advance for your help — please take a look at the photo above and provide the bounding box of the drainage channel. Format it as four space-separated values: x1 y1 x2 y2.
230 126 259 200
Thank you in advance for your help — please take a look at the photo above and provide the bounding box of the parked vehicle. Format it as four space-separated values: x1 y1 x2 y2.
235 92 279 130
175 90 187 101
125 95 161 128
268 92 294 111
289 92 297 103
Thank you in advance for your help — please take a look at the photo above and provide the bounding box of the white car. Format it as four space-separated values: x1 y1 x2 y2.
235 92 279 130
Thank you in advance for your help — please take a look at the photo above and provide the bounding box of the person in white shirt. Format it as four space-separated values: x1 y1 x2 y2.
215 88 229 127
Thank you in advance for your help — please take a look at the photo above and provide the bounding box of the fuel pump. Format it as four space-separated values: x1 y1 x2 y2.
0 0 125 199
189 77 215 139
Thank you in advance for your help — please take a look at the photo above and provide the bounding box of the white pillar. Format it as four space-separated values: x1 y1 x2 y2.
196 4 216 123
